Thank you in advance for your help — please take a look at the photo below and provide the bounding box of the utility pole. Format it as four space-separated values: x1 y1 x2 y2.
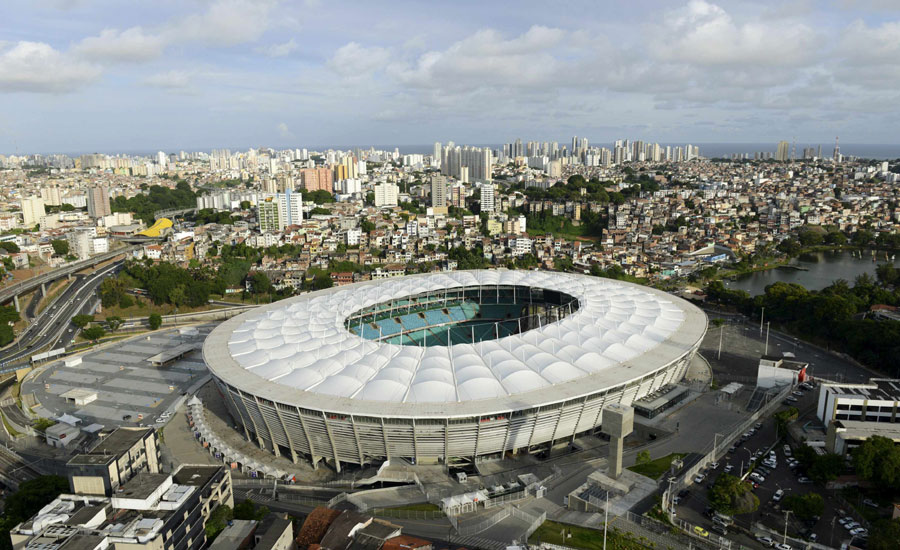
765 322 770 355
783 510 792 545
717 323 723 360
603 490 609 550
759 307 765 336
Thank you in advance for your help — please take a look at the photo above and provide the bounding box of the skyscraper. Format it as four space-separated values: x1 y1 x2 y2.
87 186 111 218
833 137 841 163
433 142 441 168
776 141 790 162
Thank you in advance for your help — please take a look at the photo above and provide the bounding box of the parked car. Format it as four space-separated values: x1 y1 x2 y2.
694 473 706 483
783 444 792 457
754 422 763 430
773 489 784 502
693 526 708 538
792 390 803 397
750 472 765 483
710 461 719 469
863 498 878 508
728 445 737 454
775 544 793 550
798 476 812 484
724 464 734 473
756 535 775 546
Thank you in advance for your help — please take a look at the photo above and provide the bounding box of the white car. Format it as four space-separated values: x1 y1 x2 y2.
756 535 775 546
724 464 734 473
710 462 719 469
775 544 792 550
849 527 867 536
694 473 706 483
783 445 792 456
773 489 784 502
750 472 765 483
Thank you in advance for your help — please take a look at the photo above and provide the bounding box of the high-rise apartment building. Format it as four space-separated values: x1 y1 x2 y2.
374 182 399 207
277 189 303 230
431 175 448 209
480 182 495 214
776 141 790 162
433 142 442 168
20 196 45 227
87 186 111 218
258 198 279 232
41 186 62 206
299 167 334 193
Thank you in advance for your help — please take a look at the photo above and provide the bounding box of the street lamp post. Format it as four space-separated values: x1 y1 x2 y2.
765 322 771 355
783 510 793 545
760 306 765 336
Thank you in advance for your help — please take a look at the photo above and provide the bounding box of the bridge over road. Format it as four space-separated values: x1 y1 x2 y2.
0 246 137 311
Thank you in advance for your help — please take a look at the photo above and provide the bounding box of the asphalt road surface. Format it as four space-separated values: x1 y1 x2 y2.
0 261 122 371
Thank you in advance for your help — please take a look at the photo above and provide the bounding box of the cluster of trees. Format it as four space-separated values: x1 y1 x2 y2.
192 209 233 225
0 304 20 346
447 245 489 270
792 444 845 484
705 276 900 375
782 493 824 521
707 473 759 514
205 500 270 540
50 239 68 256
852 435 900 490
513 174 625 204
304 190 335 204
0 476 68 550
111 181 196 224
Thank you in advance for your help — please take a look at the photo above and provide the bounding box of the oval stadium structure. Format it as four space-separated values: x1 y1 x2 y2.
204 270 707 470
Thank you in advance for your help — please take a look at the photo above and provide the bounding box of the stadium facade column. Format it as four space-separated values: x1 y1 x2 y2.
412 418 419 465
320 411 342 473
296 410 321 469
221 385 253 442
252 395 280 456
272 405 299 463
380 418 391 461
350 415 364 465
571 395 590 443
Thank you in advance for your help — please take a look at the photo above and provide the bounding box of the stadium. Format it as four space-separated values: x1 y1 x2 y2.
203 270 707 471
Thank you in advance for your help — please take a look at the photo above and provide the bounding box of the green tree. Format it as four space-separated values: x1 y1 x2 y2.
249 272 273 294
852 435 900 489
0 476 69 550
148 313 162 330
869 518 900 550
205 504 233 539
808 453 844 484
82 326 105 340
636 450 651 465
119 294 134 309
708 474 759 515
240 200 251 210
0 241 20 253
72 314 94 328
105 316 123 332
51 239 69 256
782 493 824 521
305 190 335 204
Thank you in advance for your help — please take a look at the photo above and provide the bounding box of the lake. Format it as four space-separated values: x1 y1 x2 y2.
723 250 900 296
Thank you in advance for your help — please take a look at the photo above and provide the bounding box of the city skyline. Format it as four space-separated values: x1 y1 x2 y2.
2 0 900 152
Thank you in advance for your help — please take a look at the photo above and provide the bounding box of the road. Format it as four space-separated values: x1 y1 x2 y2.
0 261 122 371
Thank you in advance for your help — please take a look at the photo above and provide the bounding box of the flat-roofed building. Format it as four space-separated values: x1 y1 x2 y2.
67 427 160 496
11 465 232 550
816 378 900 454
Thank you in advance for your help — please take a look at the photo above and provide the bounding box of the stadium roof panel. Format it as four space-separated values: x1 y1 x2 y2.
205 270 707 416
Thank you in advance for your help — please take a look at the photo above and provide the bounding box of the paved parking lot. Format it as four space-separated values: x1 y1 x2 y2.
672 383 869 549
23 326 214 428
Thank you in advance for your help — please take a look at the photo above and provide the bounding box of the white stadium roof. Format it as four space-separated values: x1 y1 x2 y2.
205 270 707 417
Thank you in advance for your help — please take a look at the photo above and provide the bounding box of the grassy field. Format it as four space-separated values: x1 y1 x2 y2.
628 453 686 480
528 520 651 550
95 301 220 321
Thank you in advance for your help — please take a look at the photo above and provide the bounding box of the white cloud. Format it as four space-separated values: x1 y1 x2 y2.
0 41 101 93
328 42 391 77
256 38 299 57
388 25 569 91
169 0 279 47
651 0 819 66
277 122 294 138
73 26 167 63
143 70 191 89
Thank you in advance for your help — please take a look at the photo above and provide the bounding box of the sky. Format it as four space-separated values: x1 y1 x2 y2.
1 0 900 154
